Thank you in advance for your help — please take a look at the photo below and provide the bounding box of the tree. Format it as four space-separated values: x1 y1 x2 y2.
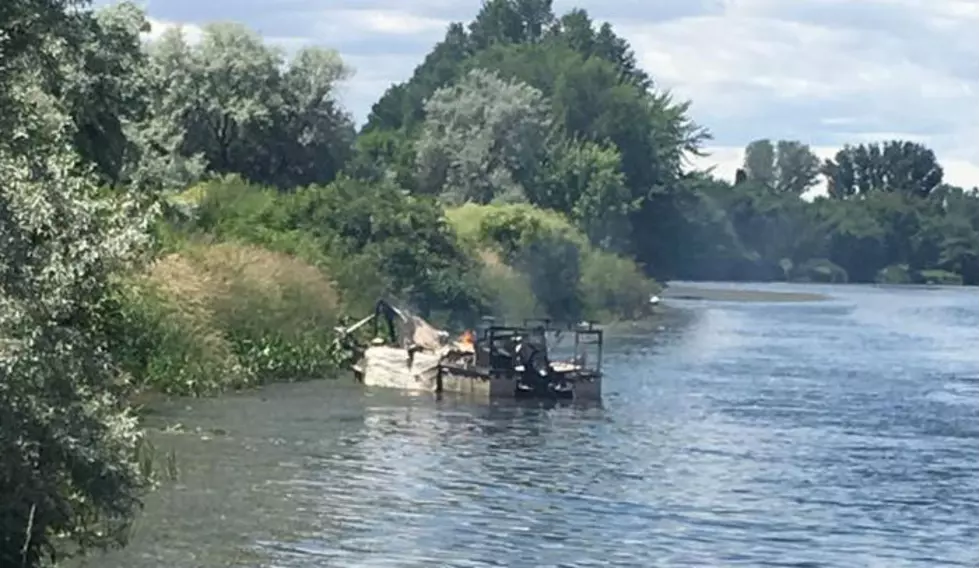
468 0 555 49
823 140 943 199
123 23 207 192
537 138 635 251
283 177 487 319
774 140 820 194
592 22 652 90
141 23 355 189
415 68 553 204
743 139 775 186
0 0 90 99
267 46 356 187
0 70 156 568
741 139 819 194
363 22 473 134
61 1 151 186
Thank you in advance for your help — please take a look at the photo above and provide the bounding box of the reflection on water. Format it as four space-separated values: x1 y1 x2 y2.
82 285 979 567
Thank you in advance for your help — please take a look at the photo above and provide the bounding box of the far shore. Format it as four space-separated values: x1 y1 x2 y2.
660 284 830 303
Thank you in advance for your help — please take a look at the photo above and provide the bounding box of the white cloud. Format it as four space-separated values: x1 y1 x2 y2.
345 9 448 35
312 9 449 44
142 17 310 53
943 160 979 191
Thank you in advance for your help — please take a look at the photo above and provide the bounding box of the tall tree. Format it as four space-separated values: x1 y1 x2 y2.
741 139 822 194
742 139 775 186
823 140 944 199
774 140 820 194
1 3 156 564
62 1 151 185
468 0 554 49
415 68 553 204
142 23 354 189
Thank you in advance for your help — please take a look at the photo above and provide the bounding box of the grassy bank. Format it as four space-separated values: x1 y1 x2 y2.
112 240 341 396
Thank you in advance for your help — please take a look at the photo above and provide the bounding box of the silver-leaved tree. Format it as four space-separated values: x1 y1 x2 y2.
0 2 158 564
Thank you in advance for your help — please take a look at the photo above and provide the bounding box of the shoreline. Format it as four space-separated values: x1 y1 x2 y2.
660 284 830 303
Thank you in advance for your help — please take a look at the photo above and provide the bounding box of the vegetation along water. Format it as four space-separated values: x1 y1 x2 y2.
1 0 976 566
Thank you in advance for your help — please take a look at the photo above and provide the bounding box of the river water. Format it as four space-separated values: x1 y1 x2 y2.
83 283 978 568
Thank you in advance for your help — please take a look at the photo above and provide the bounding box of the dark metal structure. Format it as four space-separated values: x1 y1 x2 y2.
451 319 604 399
338 300 604 400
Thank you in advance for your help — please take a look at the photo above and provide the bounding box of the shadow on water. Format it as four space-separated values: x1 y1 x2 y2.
78 284 979 568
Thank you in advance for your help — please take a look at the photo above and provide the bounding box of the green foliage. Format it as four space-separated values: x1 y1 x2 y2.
0 76 157 566
355 2 978 287
823 140 944 199
579 252 657 321
415 68 553 204
64 1 151 186
112 241 342 396
447 203 658 322
186 176 489 322
682 138 979 285
741 138 820 194
137 22 355 190
472 250 543 323
359 3 709 274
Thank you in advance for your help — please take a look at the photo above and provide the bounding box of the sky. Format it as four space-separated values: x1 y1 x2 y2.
102 0 979 190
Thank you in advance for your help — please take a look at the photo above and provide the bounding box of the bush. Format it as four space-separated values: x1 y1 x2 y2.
183 176 489 325
473 249 542 323
579 252 659 321
115 241 341 395
917 269 963 285
447 203 658 322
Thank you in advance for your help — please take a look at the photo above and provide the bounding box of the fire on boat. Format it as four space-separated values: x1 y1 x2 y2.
332 300 604 401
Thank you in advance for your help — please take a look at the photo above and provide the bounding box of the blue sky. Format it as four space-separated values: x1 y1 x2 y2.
109 0 979 189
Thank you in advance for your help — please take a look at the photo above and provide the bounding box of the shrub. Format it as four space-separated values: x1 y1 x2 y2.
916 269 963 285
447 203 658 322
473 249 542 323
183 176 489 325
116 241 341 395
579 252 659 321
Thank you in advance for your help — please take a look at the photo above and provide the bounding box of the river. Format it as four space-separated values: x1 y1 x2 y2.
82 283 979 567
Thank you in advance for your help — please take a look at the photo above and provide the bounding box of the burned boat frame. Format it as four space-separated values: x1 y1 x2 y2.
438 318 604 400
336 301 604 401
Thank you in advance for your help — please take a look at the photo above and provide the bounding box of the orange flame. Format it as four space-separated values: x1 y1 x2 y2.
453 329 476 353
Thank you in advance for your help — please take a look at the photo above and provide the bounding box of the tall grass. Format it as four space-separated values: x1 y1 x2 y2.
115 240 341 395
